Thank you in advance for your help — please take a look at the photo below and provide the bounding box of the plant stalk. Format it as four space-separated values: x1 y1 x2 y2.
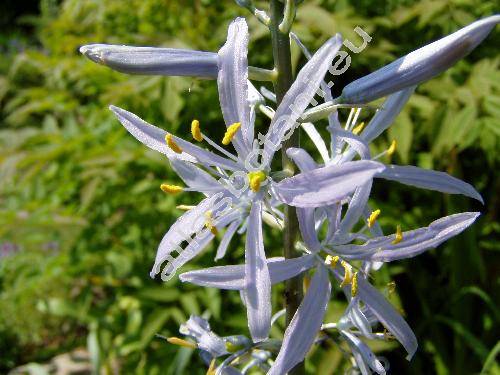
269 1 305 374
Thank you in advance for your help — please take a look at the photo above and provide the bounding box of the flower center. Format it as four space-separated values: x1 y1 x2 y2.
247 171 267 192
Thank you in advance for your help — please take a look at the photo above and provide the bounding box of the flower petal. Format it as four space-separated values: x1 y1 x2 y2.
268 265 331 375
340 16 500 103
341 330 386 374
286 147 317 172
150 193 222 280
356 277 418 360
179 255 316 290
297 208 321 252
336 212 480 261
109 105 195 162
170 158 223 194
180 316 227 357
217 17 252 155
274 160 385 207
80 44 219 78
337 181 373 235
377 165 483 203
215 220 240 261
264 35 343 161
244 201 271 342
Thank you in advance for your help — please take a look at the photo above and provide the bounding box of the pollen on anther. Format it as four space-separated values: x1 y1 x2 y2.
392 224 403 244
352 122 365 135
351 272 358 297
167 337 197 349
248 171 266 192
160 184 183 194
367 209 381 228
191 119 203 142
340 260 353 288
165 134 183 154
387 140 397 156
325 255 339 269
222 122 241 145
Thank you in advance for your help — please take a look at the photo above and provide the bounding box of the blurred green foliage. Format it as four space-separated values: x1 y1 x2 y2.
0 0 498 374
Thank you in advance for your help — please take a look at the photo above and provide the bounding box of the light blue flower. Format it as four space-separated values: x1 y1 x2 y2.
339 15 500 103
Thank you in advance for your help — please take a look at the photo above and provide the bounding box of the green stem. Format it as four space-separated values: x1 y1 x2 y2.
269 1 305 374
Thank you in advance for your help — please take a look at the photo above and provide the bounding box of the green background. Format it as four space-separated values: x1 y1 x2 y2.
0 0 498 374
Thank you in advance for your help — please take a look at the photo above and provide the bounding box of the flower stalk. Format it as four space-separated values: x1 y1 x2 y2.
270 1 305 374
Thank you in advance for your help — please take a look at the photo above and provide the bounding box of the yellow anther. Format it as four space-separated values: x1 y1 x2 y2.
222 122 241 145
165 134 183 154
206 358 216 375
367 209 381 228
351 272 359 297
303 275 311 293
325 255 340 269
167 337 197 349
387 281 396 296
352 122 365 135
160 184 183 194
191 119 203 142
176 205 195 211
339 260 353 288
387 140 397 156
392 224 403 244
204 211 219 235
248 171 267 192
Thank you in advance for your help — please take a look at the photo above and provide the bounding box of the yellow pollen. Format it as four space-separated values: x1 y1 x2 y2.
160 184 183 194
303 275 311 293
392 224 403 244
248 171 267 192
167 337 197 349
176 205 195 211
367 209 381 228
206 358 216 375
204 211 218 235
352 122 365 135
387 140 397 156
325 255 339 269
165 134 183 154
387 281 396 296
351 272 359 297
340 260 353 288
222 122 241 145
191 119 203 142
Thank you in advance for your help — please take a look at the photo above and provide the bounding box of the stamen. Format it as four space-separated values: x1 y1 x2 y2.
367 209 381 228
352 121 365 135
325 255 339 268
392 224 403 244
340 260 353 288
206 358 216 375
387 281 396 296
160 184 183 194
191 119 203 142
351 272 358 297
248 171 266 192
176 205 195 211
222 122 241 145
204 211 218 235
387 139 397 156
165 134 183 154
167 337 197 349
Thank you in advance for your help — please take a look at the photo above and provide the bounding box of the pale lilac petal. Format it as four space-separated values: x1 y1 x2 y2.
336 212 480 262
150 194 222 279
286 147 317 172
341 330 386 374
109 105 195 162
377 165 484 203
80 44 218 78
338 181 373 235
217 17 251 154
180 316 227 357
334 129 371 160
356 277 418 360
274 160 385 208
170 159 223 194
264 35 343 160
179 255 316 290
215 220 240 261
340 16 500 103
268 265 331 375
244 201 271 342
297 208 321 252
